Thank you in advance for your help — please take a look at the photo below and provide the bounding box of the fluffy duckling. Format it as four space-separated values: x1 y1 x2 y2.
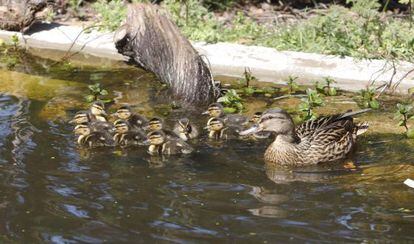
205 117 229 140
113 105 148 131
69 110 114 133
202 103 248 130
113 120 147 148
147 130 193 155
240 108 370 166
173 118 199 141
145 117 181 139
73 124 114 148
89 101 108 122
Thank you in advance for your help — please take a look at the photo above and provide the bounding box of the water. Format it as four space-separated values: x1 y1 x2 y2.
0 51 413 243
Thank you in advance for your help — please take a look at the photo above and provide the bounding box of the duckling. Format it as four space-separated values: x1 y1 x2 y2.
73 124 114 148
146 117 181 139
69 110 114 133
202 103 248 130
113 105 148 131
89 101 108 122
205 117 229 140
147 130 193 155
172 118 199 141
113 120 147 148
240 108 370 166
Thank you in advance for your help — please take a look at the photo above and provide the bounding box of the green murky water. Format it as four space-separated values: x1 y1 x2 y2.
0 50 413 243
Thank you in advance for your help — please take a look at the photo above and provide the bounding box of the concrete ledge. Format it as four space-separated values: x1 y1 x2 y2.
1 23 413 93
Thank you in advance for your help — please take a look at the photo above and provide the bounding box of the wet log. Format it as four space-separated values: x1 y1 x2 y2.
0 0 48 32
114 3 217 106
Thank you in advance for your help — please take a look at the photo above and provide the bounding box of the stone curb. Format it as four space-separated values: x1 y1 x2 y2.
1 23 413 93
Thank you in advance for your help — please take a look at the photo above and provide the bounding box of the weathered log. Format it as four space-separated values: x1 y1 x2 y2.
114 3 217 106
0 0 48 32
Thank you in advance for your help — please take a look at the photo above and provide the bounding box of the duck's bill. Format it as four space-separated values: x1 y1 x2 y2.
201 111 209 115
239 125 261 136
68 119 76 125
141 139 151 146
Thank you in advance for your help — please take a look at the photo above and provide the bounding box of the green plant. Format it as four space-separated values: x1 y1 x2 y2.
395 103 414 137
358 86 380 109
92 0 126 32
85 83 110 103
282 76 300 94
10 34 19 50
217 89 243 113
315 77 338 96
298 88 324 121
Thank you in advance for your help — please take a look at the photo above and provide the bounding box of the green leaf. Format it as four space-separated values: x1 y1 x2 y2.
223 107 237 114
369 100 380 109
100 89 108 96
407 128 414 139
85 95 95 103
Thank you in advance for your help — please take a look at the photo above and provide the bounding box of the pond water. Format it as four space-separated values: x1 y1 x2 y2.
0 50 413 243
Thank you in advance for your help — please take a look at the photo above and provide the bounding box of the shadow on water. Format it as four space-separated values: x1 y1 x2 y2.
0 51 413 242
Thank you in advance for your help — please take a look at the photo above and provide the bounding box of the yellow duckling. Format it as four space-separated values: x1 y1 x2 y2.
69 110 114 133
205 117 229 140
113 105 148 131
172 118 199 141
240 108 370 166
89 101 108 122
113 120 147 148
202 103 248 130
147 130 193 155
73 124 114 148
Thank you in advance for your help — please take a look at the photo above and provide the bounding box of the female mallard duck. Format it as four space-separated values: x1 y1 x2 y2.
146 130 193 155
173 118 199 141
240 108 370 166
202 103 248 130
113 105 148 131
205 117 229 140
73 124 114 148
69 110 114 133
113 120 147 147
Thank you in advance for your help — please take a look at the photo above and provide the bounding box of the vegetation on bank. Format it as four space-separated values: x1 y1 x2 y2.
87 0 414 62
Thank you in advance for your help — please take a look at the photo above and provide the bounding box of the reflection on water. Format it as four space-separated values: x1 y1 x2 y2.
0 54 413 242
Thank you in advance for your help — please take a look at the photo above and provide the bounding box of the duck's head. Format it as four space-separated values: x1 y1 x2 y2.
176 118 192 134
147 130 165 146
249 112 263 123
146 117 164 131
69 111 90 125
90 101 107 117
114 105 132 120
205 117 225 132
114 119 129 134
202 103 224 118
73 124 91 136
240 108 294 136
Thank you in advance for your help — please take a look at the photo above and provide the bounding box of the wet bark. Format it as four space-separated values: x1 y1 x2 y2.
114 3 217 106
0 0 48 31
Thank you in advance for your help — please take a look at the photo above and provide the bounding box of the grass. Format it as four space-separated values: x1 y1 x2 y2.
89 0 414 62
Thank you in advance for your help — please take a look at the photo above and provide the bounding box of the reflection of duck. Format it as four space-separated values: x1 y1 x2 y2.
173 118 199 141
147 130 193 155
240 108 370 166
73 124 114 148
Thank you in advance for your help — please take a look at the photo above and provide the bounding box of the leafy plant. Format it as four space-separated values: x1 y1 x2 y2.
85 83 110 103
315 77 338 96
92 0 126 32
282 76 300 94
217 89 243 113
395 103 414 137
298 88 324 121
358 86 380 109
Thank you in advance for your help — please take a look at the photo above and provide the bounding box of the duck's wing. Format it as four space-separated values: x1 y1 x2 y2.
296 109 370 138
298 119 356 164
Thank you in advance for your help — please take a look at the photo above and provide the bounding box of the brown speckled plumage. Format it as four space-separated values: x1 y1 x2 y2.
240 108 370 166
